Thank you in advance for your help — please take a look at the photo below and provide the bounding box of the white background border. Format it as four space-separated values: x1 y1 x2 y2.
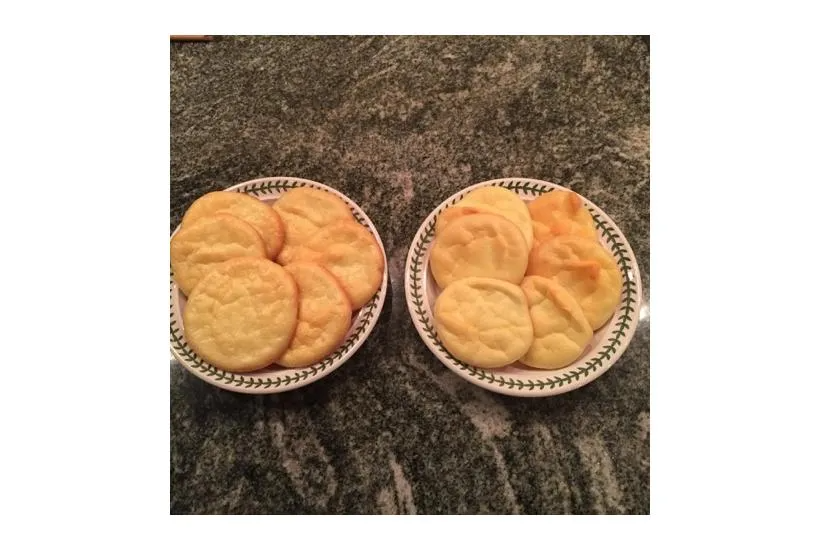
1 1 818 547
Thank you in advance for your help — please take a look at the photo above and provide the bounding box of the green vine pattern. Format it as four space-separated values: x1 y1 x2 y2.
171 179 382 389
494 179 555 196
408 181 638 391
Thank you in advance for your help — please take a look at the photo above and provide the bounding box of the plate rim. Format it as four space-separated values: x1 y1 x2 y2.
404 177 643 397
170 176 389 394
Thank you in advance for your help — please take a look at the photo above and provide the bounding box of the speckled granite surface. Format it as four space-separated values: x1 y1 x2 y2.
170 35 649 515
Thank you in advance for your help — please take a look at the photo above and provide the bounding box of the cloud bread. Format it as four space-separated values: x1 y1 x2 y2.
180 191 285 259
527 190 598 244
273 187 355 265
296 220 384 309
183 257 299 373
430 213 529 289
171 214 267 296
434 277 533 369
434 205 483 236
278 262 353 368
526 235 622 330
519 276 593 370
455 186 534 249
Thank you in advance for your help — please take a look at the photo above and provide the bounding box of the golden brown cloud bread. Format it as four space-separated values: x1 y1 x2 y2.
435 206 483 235
272 187 355 264
298 220 384 309
171 214 267 296
278 262 353 368
519 276 593 370
430 213 528 289
526 236 622 330
180 191 285 259
183 257 299 373
434 277 533 369
528 190 598 244
455 186 534 249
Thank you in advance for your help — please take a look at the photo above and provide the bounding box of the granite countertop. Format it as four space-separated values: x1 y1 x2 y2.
170 35 649 515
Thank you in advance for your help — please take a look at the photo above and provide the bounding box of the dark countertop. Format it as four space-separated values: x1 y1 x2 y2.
170 35 649 514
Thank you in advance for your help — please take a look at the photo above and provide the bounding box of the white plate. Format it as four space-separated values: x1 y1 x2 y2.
170 177 388 394
404 178 642 397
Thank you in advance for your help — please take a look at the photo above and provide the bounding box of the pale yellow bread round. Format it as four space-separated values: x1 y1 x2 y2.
434 277 533 369
453 186 534 249
171 214 267 296
180 191 285 259
430 213 529 289
528 190 598 244
183 257 299 373
272 187 355 265
278 262 353 368
519 276 593 370
526 236 622 330
434 205 483 235
294 220 384 309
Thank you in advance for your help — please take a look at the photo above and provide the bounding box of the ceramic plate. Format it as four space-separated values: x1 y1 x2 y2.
170 177 388 394
405 178 642 397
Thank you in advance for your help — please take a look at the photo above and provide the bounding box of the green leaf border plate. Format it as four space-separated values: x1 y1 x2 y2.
404 178 642 397
170 177 389 394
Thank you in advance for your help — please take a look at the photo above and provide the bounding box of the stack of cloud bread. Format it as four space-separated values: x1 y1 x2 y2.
430 187 622 370
171 188 384 373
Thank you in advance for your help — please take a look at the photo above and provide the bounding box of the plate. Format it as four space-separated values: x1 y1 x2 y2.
170 177 388 394
404 178 642 397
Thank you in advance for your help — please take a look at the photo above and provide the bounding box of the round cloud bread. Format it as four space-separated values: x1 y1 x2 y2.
272 187 355 265
434 205 484 236
434 277 534 369
430 213 529 289
453 186 534 249
180 191 285 259
183 257 299 373
519 276 593 370
170 214 267 296
527 190 598 244
526 235 622 330
295 220 384 310
278 262 353 368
